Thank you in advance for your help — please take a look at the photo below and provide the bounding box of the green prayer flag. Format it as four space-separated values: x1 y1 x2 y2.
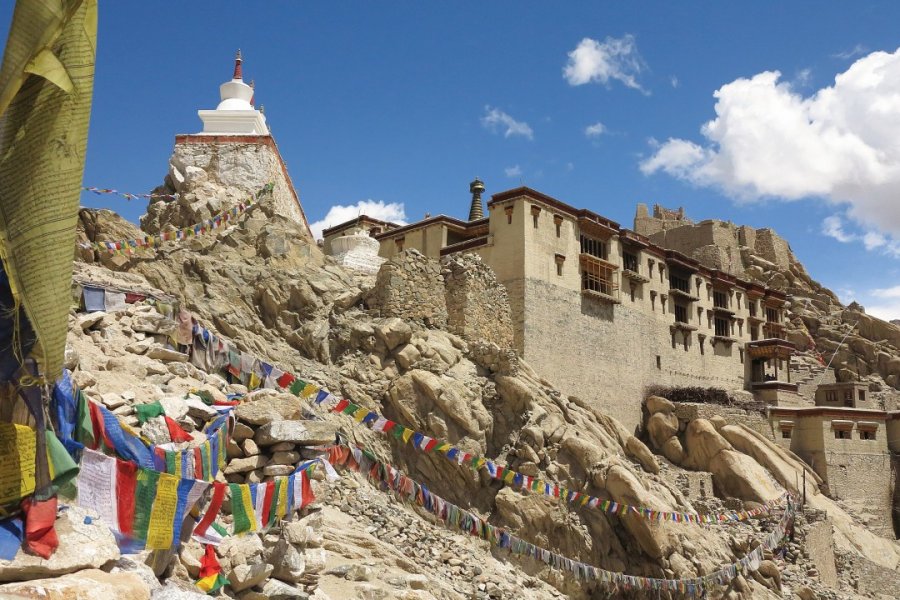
75 390 94 448
133 469 160 542
289 380 304 396
229 484 254 534
135 401 165 425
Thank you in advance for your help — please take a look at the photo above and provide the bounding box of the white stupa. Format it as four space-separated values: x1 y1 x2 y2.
197 50 269 135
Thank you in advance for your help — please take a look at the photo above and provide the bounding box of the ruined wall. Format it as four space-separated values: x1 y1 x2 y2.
369 249 447 328
634 209 797 279
441 253 514 349
805 518 838 588
144 136 312 239
671 402 773 439
753 229 792 270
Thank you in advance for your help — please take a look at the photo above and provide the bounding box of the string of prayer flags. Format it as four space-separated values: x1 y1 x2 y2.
328 442 795 594
186 320 786 526
81 183 274 255
82 187 177 201
75 446 318 551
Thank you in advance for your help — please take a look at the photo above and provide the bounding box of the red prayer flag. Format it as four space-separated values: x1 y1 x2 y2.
21 497 58 559
116 460 138 535
194 482 226 536
88 401 111 450
260 481 275 527
423 438 438 452
164 416 194 443
276 372 295 389
193 447 203 480
332 399 350 413
298 471 315 509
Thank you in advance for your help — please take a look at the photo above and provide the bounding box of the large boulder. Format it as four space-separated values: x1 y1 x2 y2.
255 420 339 446
235 392 304 425
0 569 150 600
0 506 120 582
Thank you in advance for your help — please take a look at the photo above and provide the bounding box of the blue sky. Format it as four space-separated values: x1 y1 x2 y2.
2 2 900 319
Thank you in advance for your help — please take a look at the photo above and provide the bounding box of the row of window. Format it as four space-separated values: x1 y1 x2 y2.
781 428 876 440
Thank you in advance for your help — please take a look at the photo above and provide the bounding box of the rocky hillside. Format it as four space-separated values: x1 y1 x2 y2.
0 180 876 600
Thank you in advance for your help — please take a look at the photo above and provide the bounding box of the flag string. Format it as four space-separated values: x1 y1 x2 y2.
78 182 273 255
82 186 178 201
328 441 796 594
186 319 788 525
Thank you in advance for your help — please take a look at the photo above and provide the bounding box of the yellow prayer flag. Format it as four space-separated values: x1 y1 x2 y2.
239 484 257 532
301 383 318 398
146 473 179 549
0 0 98 379
275 478 288 520
248 372 261 390
401 428 414 444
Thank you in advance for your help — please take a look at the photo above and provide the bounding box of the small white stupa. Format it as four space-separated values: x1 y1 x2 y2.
197 50 269 135
329 228 385 274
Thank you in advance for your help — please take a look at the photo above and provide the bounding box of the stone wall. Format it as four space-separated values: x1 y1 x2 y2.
825 451 894 538
671 402 773 439
368 249 447 328
143 136 312 240
520 278 747 432
844 553 900 596
754 229 792 270
441 253 514 349
805 519 838 587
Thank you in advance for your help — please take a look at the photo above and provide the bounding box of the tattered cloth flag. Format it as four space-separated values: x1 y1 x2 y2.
195 543 228 594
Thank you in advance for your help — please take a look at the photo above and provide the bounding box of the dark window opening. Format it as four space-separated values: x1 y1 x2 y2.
781 429 791 439
656 355 661 369
714 317 729 337
749 302 758 317
674 302 688 324
860 430 875 441
580 235 607 260
624 252 639 273
713 290 728 309
670 273 691 293
766 307 779 323
859 390 866 402
834 430 850 440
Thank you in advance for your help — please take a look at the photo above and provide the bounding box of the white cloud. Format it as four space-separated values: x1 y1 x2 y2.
504 165 522 178
863 231 887 250
821 215 856 243
481 106 533 140
563 35 647 92
833 44 866 60
867 285 900 322
640 48 900 248
584 122 607 138
309 200 407 240
818 214 900 258
793 68 812 87
670 75 679 88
